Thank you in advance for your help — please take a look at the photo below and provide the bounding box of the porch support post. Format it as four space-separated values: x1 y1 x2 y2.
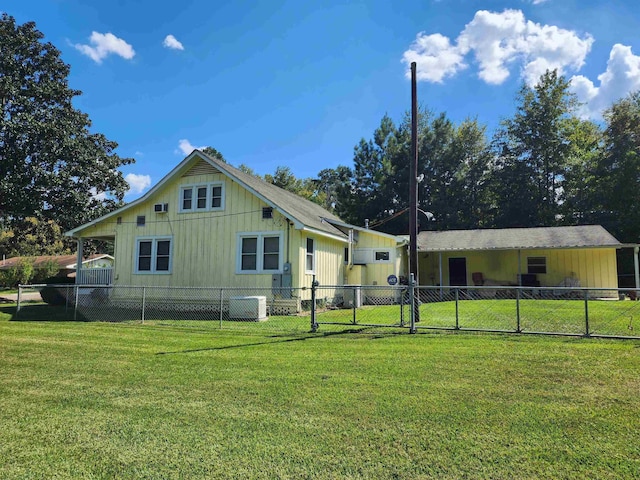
517 249 522 286
76 238 84 284
439 252 443 300
634 246 639 291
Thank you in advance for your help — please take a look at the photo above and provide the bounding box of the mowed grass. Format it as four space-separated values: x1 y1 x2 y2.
1 305 640 479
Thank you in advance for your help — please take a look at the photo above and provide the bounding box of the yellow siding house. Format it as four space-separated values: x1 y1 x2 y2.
416 226 631 292
66 150 407 300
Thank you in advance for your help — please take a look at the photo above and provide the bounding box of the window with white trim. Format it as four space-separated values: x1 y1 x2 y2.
527 256 546 274
179 182 225 212
135 237 172 274
373 249 392 263
306 238 315 273
237 233 282 273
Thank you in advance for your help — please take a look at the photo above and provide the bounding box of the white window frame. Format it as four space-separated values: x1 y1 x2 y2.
527 256 547 274
134 236 173 274
373 249 392 264
236 232 283 274
305 237 315 274
178 181 225 213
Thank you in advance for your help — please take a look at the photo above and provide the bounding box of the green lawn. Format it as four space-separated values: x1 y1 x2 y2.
1 305 639 479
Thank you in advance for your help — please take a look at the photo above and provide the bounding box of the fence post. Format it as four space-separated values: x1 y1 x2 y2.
455 288 459 329
73 285 79 321
352 286 357 325
516 288 521 333
16 285 22 316
584 289 590 337
65 285 69 313
310 276 318 332
409 274 416 334
400 287 405 327
141 287 146 324
219 288 224 328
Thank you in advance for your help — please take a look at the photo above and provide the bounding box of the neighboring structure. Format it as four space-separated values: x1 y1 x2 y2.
0 253 113 281
416 225 638 291
65 150 407 301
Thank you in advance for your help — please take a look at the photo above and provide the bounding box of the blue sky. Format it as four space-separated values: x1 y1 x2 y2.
8 0 640 200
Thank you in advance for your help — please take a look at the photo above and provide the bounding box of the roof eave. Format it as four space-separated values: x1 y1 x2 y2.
66 151 204 237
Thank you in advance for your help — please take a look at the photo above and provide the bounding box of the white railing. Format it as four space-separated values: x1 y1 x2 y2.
76 267 113 285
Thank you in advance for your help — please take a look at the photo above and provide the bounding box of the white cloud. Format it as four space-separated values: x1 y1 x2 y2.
90 188 107 201
163 34 184 51
176 139 206 156
570 44 640 119
125 173 152 195
531 0 550 4
403 9 593 86
75 32 135 64
402 33 466 83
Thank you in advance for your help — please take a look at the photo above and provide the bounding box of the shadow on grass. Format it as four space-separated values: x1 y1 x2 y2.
155 328 376 355
6 304 85 322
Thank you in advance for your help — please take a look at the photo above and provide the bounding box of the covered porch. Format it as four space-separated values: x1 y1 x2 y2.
73 236 115 286
415 226 639 292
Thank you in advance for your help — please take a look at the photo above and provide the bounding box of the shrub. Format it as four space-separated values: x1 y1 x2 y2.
40 276 75 306
0 258 35 287
32 260 60 284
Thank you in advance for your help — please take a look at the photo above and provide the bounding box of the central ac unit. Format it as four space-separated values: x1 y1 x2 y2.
154 203 169 213
229 296 268 321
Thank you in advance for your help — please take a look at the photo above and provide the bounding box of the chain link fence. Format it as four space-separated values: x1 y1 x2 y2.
13 283 640 339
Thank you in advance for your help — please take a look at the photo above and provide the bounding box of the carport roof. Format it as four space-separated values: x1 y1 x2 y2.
416 225 627 252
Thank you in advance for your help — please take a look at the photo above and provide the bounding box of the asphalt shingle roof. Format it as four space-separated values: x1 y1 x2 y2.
201 151 348 239
416 225 622 252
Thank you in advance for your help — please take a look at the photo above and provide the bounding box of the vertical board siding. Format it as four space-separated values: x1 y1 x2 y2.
77 171 288 288
73 159 406 291
351 231 404 286
419 248 618 289
293 232 345 300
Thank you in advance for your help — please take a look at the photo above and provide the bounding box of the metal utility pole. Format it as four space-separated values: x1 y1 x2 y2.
410 62 420 323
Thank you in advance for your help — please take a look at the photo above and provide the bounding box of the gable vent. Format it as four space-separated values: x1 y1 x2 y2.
182 159 220 177
262 207 273 219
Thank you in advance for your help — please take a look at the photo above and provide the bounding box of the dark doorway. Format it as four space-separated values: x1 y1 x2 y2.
449 257 467 286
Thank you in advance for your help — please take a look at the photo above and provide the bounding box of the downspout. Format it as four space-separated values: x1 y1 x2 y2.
518 249 522 286
348 229 354 269
286 220 291 265
439 252 443 299
76 238 84 285
634 246 639 292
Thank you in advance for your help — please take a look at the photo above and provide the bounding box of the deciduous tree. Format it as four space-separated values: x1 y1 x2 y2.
0 14 133 252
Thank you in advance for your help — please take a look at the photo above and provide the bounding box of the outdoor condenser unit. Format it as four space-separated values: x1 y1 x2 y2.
229 296 268 321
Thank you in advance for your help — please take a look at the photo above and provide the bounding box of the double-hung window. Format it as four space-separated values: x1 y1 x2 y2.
527 256 547 274
135 237 172 274
237 233 282 273
180 182 225 212
306 238 315 273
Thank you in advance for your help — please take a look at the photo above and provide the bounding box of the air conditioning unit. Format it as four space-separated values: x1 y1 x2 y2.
229 296 268 321
154 203 169 213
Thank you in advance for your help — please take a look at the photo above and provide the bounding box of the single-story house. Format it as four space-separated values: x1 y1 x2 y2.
65 150 407 305
0 253 113 279
416 225 639 293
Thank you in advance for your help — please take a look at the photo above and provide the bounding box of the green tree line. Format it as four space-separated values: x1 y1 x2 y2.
321 71 640 251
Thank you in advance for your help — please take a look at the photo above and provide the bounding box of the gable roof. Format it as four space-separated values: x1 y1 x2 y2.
416 225 624 252
0 254 113 270
66 150 384 242
199 152 348 240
